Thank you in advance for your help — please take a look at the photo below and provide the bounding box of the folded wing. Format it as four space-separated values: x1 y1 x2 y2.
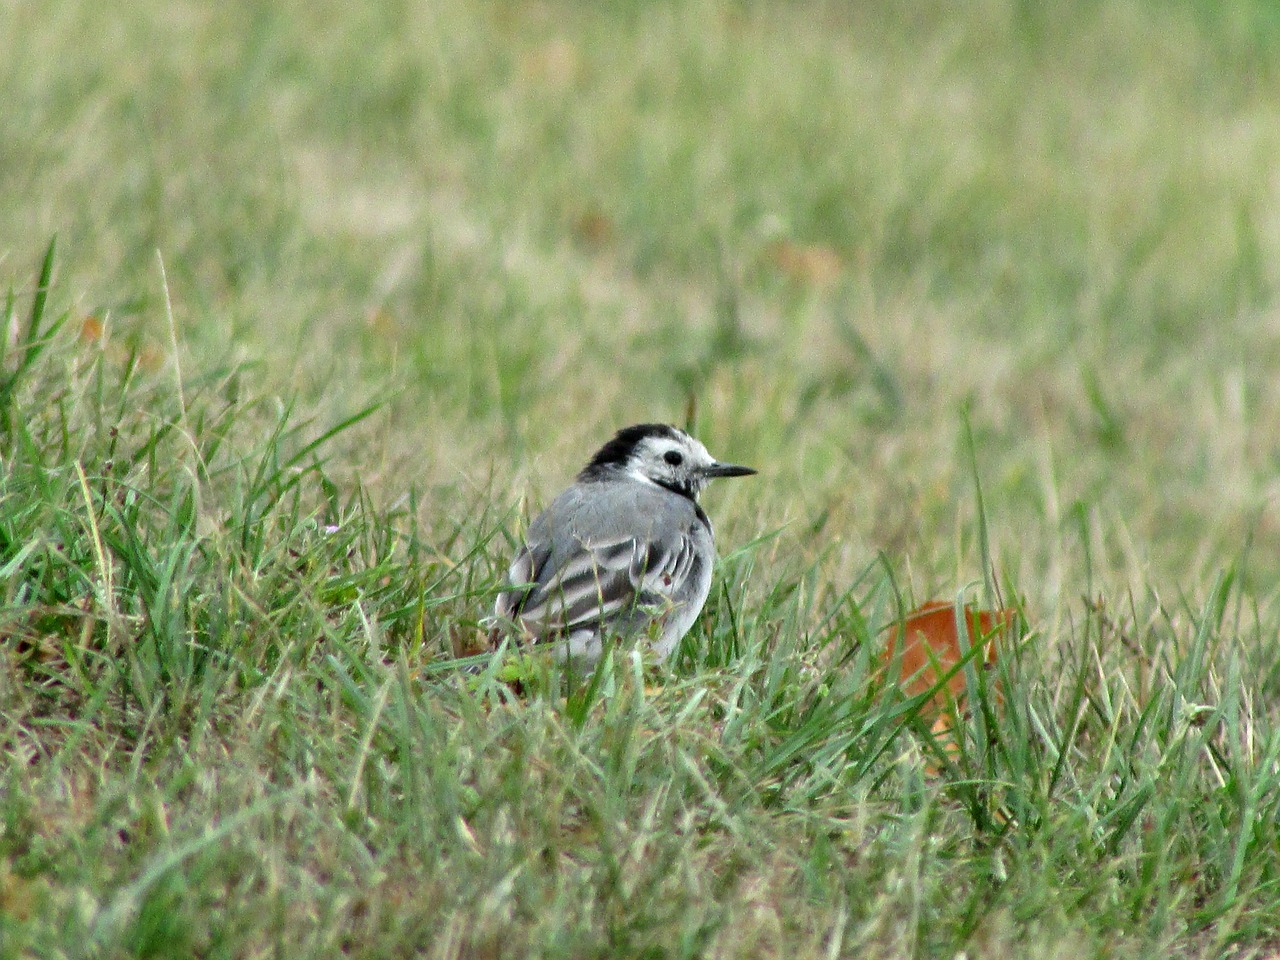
495 531 697 642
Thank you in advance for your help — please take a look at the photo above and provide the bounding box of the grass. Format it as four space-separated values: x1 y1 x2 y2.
3 0 1280 956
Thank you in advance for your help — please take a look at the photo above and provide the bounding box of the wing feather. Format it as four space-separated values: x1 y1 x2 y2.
497 531 696 642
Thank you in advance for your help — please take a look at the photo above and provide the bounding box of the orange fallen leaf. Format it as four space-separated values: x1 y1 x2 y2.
881 600 1014 750
77 314 165 371
766 241 843 287
79 315 105 342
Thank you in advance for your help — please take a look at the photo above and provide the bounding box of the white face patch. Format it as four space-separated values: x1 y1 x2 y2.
625 433 716 496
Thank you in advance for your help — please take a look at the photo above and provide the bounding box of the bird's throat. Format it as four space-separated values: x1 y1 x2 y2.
653 478 711 529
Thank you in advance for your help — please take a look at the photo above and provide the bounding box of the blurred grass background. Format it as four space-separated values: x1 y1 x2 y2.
4 0 1280 956
8 0 1280 593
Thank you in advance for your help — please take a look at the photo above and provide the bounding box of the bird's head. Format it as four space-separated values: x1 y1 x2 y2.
578 423 756 500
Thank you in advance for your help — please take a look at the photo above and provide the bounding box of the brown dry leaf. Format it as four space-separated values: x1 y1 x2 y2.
519 38 580 89
0 864 41 921
79 314 105 342
766 241 843 287
447 622 490 660
78 314 165 371
572 209 614 247
365 307 397 338
881 600 1014 757
136 345 165 372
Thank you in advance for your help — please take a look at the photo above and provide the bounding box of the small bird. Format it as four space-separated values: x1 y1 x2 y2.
490 423 756 668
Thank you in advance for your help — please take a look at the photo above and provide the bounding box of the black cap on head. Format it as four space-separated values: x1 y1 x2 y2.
579 423 681 477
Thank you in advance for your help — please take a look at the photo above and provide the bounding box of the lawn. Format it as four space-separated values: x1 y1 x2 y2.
3 0 1280 956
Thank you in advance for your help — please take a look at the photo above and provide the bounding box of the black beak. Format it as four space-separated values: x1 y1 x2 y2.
703 462 757 479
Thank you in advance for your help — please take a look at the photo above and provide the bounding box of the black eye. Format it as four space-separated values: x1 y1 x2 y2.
664 450 684 466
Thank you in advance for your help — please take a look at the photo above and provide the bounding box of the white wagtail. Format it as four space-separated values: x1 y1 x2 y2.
489 423 756 668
